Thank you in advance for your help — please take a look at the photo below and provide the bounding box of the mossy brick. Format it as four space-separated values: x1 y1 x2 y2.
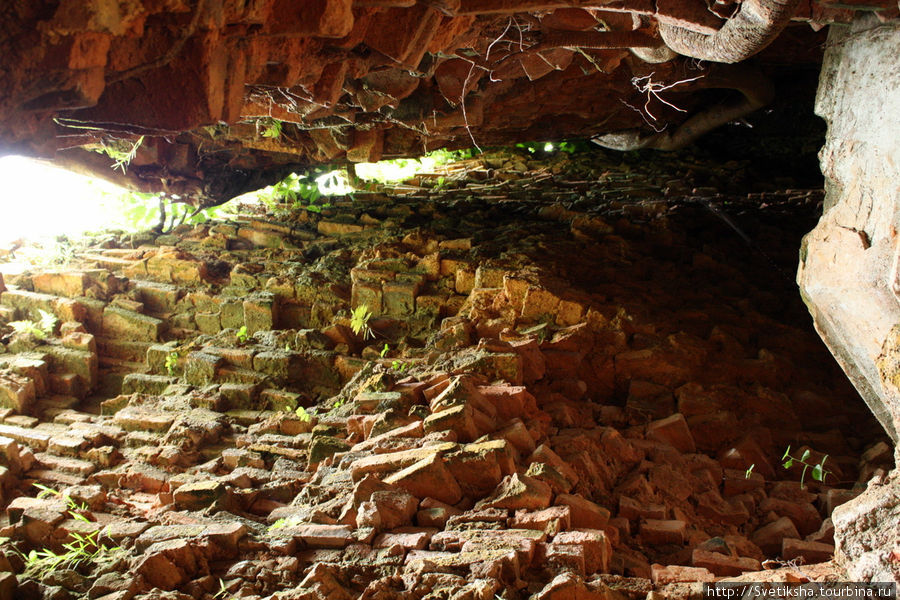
351 281 383 315
265 276 296 299
308 435 352 466
0 374 36 413
96 337 154 362
243 293 277 334
1 289 58 317
215 366 270 386
413 294 443 327
102 306 163 341
146 343 178 373
173 480 224 510
220 383 261 409
252 351 295 381
455 268 476 295
474 266 507 289
205 346 257 369
520 287 560 321
354 391 404 414
467 352 524 386
239 227 286 248
195 312 222 334
146 253 208 284
122 373 177 395
220 300 244 329
260 388 301 411
182 291 220 313
135 281 182 313
383 281 419 317
293 351 341 392
73 296 105 332
184 352 223 386
31 271 88 298
0 355 49 396
39 345 98 390
229 264 261 290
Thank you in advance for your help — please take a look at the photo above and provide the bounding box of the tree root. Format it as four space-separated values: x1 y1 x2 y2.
658 0 801 63
592 63 775 151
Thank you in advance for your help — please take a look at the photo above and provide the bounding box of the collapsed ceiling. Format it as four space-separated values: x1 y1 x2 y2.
1 0 897 204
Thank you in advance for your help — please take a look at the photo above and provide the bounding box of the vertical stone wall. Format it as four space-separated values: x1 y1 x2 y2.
799 14 900 443
798 14 900 581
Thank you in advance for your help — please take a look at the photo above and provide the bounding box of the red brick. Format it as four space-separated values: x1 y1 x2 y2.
691 549 761 577
782 538 834 564
640 519 686 545
646 413 696 454
553 529 612 573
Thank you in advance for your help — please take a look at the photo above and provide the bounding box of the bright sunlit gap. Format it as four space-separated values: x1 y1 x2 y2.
0 156 125 245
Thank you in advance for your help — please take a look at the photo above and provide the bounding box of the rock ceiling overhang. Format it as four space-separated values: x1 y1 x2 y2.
0 0 896 203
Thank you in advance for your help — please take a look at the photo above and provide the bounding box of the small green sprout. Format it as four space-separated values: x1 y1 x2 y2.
295 406 311 423
745 464 755 479
214 578 231 599
350 305 374 339
267 518 287 532
165 351 179 376
380 343 390 358
236 326 249 344
782 445 831 489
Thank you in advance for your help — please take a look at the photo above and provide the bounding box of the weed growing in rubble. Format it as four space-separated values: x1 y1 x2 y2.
782 446 831 489
214 578 233 600
23 485 122 577
24 530 122 577
165 352 179 376
350 305 374 340
236 326 249 344
34 483 88 515
8 309 57 340
295 406 312 423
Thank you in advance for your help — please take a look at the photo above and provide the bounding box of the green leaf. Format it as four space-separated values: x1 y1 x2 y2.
800 449 811 462
782 446 791 460
783 458 793 469
811 464 823 481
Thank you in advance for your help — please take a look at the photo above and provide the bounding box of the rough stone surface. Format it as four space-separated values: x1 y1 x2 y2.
797 14 900 582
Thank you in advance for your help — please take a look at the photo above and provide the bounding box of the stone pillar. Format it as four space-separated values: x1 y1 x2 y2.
797 14 900 582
